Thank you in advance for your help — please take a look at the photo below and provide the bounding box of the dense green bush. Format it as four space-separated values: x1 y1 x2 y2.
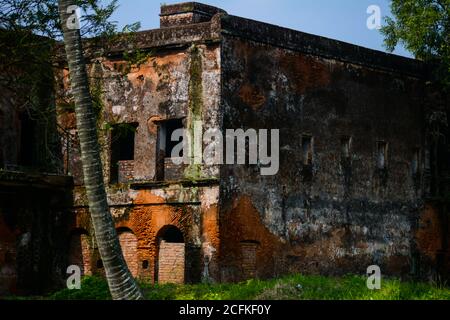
49 276 111 300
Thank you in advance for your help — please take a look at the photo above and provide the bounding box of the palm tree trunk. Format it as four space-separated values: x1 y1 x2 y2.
58 0 143 300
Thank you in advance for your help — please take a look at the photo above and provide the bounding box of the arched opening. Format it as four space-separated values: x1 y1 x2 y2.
156 225 185 284
117 227 138 277
68 229 91 276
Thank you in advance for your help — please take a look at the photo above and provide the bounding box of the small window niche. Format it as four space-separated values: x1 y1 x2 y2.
301 135 313 166
376 141 388 170
19 111 37 168
96 259 103 269
340 136 352 160
412 148 421 177
110 123 138 184
301 135 314 182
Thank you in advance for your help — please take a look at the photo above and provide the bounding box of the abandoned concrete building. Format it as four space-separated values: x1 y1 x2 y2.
1 2 449 295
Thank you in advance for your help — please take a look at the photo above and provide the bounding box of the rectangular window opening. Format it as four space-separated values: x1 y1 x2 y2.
159 119 184 159
302 135 313 166
340 136 352 159
376 141 388 169
110 123 138 183
19 112 36 167
412 148 421 176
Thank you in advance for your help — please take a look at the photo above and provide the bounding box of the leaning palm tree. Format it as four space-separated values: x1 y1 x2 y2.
58 0 143 300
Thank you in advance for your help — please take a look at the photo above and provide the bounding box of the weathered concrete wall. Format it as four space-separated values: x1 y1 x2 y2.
59 41 222 283
55 4 448 285
0 173 72 296
0 81 62 174
219 26 427 281
58 43 222 182
68 183 220 283
0 33 72 295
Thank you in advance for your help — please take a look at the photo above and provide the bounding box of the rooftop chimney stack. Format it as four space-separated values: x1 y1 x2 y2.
160 2 226 28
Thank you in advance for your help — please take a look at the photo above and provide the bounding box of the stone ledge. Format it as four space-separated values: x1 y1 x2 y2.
160 2 226 17
130 178 219 190
0 170 73 189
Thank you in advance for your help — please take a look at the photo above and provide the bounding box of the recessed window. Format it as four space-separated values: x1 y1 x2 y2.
96 259 103 269
110 123 138 183
142 260 149 269
412 148 420 176
111 123 138 161
376 141 388 169
302 135 313 166
341 136 352 159
19 112 36 167
158 119 184 158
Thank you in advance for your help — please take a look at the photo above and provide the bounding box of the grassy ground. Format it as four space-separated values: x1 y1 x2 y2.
26 274 449 300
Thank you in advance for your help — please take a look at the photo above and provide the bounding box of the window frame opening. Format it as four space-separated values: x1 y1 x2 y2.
376 141 389 170
155 118 185 181
158 118 185 159
411 147 421 177
109 122 139 183
301 135 313 166
340 136 352 160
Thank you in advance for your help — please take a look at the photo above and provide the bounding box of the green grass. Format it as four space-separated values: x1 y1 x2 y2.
34 274 450 301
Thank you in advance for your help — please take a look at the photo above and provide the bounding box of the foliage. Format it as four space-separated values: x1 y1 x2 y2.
122 48 152 75
0 0 147 171
0 0 119 39
49 276 111 300
35 274 450 301
0 0 144 122
381 0 450 87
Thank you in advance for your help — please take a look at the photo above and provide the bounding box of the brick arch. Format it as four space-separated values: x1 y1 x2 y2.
117 227 138 277
156 225 185 243
156 225 185 284
68 228 91 276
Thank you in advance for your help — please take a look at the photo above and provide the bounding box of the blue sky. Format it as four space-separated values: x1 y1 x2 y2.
110 0 412 58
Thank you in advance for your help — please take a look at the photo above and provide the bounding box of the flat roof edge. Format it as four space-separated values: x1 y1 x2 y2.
220 15 426 78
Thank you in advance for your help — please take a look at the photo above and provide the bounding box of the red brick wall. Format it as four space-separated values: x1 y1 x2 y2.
163 158 186 181
241 242 258 279
158 241 185 284
0 213 17 295
119 231 138 277
68 233 91 275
